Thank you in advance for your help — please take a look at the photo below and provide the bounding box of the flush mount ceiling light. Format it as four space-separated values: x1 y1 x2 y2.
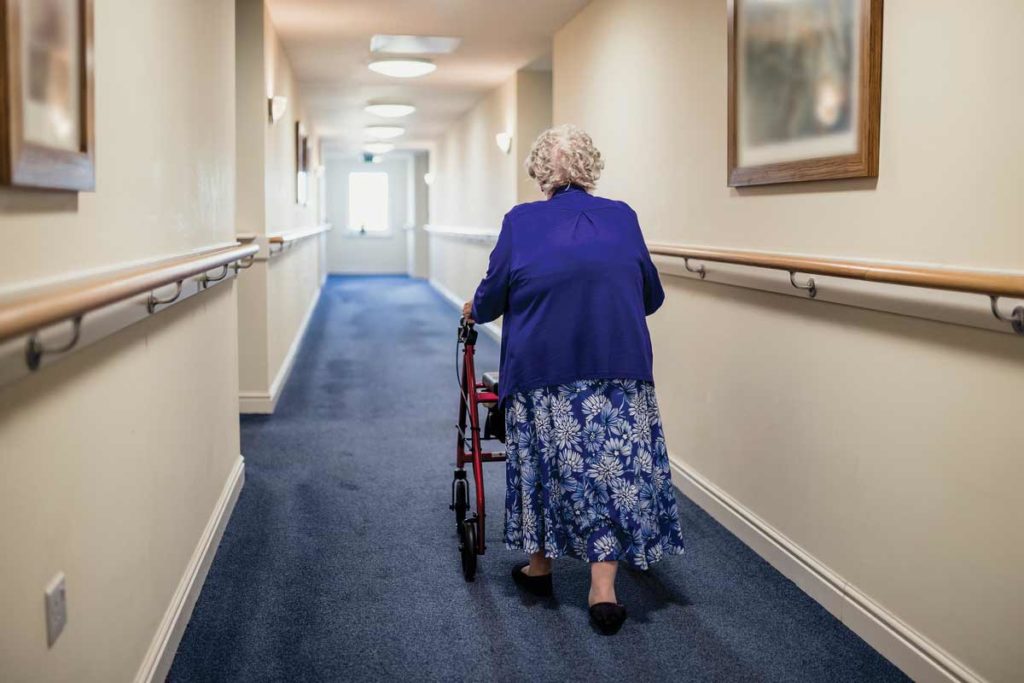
495 132 513 154
365 103 416 118
365 125 405 140
370 35 461 55
363 142 395 155
368 59 436 79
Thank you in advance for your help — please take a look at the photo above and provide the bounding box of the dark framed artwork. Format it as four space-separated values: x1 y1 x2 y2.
295 121 309 205
0 0 95 191
727 0 882 187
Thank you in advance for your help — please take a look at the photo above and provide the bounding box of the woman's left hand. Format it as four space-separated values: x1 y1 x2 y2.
462 301 474 321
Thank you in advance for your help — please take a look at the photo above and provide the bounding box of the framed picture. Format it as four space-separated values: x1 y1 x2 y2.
0 0 95 191
295 121 309 205
727 0 882 187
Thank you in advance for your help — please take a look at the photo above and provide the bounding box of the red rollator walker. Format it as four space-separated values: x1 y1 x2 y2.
450 318 505 581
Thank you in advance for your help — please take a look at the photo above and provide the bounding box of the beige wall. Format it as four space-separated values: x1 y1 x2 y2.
514 70 553 205
236 0 324 410
262 3 324 397
554 1 1024 681
431 77 518 231
0 1 240 680
236 0 270 394
408 152 431 278
263 5 320 235
235 0 266 238
429 70 552 309
324 156 410 275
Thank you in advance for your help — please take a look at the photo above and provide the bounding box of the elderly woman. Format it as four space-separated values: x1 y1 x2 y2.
462 125 684 635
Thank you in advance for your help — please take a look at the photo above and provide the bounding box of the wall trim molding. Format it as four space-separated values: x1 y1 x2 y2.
653 252 1022 337
134 454 245 683
429 277 502 342
424 224 500 244
239 284 321 414
0 239 243 298
667 453 984 683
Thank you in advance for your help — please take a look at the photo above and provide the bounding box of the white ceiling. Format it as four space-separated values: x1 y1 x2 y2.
266 0 590 157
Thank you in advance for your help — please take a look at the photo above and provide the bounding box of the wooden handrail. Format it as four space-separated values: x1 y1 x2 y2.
424 224 500 243
268 223 331 246
0 242 258 343
647 243 1024 299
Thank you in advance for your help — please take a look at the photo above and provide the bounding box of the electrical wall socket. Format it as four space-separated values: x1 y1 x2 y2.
44 573 67 648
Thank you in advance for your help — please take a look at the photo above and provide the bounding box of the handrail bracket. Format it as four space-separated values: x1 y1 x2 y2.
199 265 230 289
683 257 706 280
990 296 1024 335
233 255 256 272
789 271 817 298
147 280 184 313
26 316 83 371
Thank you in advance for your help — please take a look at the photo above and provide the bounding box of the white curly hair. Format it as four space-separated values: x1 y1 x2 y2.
525 124 604 196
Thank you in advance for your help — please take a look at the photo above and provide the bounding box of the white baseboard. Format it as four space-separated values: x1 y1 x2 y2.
428 277 502 342
668 454 984 683
239 285 321 414
238 391 275 414
134 454 246 683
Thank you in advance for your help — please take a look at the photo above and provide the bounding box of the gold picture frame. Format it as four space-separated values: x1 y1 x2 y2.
728 0 883 187
0 0 95 191
296 121 309 205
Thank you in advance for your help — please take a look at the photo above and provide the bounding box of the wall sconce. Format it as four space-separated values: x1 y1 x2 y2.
268 96 288 123
423 172 435 186
495 131 512 154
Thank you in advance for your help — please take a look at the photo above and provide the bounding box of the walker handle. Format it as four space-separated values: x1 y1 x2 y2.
458 317 478 344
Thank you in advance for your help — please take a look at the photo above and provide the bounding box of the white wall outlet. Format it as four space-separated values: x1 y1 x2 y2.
44 573 67 648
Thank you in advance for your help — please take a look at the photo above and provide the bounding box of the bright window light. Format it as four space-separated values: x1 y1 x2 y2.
368 59 436 78
348 172 389 233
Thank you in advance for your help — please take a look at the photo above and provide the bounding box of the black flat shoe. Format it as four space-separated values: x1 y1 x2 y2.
511 562 553 597
589 602 627 635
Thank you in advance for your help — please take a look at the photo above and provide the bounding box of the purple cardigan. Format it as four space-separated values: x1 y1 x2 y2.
471 185 664 403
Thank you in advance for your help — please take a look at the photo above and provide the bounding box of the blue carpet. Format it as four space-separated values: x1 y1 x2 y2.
168 275 908 682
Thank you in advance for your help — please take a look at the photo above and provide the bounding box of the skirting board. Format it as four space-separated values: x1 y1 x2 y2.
239 285 321 414
429 278 502 342
667 454 984 683
134 454 245 683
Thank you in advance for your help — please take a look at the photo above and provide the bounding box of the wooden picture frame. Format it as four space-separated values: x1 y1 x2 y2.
295 121 309 205
727 0 882 187
0 0 95 191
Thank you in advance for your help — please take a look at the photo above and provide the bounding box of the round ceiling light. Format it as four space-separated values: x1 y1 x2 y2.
363 142 395 154
365 103 416 118
365 126 405 140
367 59 436 78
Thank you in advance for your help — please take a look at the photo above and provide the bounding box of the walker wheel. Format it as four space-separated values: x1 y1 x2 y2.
459 518 477 582
453 478 469 531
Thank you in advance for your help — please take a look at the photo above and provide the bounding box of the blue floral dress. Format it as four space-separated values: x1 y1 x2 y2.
503 379 685 570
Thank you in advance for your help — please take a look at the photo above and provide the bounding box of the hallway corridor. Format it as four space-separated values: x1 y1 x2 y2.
168 277 906 682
